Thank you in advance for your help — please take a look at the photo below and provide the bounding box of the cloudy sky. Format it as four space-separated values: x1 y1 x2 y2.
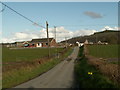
0 2 119 43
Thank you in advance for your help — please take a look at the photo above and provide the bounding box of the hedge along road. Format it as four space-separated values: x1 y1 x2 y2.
14 47 79 88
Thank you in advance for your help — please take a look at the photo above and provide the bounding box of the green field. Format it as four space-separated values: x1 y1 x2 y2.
2 47 64 62
2 47 73 88
87 45 119 58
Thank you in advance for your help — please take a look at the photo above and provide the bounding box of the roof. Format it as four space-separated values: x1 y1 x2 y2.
15 41 31 44
15 41 24 44
31 38 54 43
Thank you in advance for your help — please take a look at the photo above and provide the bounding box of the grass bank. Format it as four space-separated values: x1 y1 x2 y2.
3 47 73 88
74 46 117 88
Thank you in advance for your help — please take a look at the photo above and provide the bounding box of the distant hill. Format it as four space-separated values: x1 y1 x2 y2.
61 30 120 44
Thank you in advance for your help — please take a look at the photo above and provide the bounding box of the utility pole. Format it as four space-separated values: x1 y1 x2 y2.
65 37 67 48
96 35 97 44
54 26 56 44
46 21 50 57
54 26 58 58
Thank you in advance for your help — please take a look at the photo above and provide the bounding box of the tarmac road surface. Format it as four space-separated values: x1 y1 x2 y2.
14 47 79 88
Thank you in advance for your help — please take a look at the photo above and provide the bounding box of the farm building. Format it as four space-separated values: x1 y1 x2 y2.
22 41 31 47
9 42 17 47
30 38 57 47
2 38 57 48
15 41 31 47
84 39 89 45
2 43 10 47
97 41 108 45
76 41 84 47
15 42 24 47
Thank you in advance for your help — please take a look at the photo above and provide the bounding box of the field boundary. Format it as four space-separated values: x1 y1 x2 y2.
74 45 118 88
84 45 120 87
9 46 64 50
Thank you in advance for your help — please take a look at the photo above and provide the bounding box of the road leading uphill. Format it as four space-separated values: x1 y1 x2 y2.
14 47 79 88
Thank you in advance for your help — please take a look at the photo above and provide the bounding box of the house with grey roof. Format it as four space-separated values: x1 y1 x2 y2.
30 38 57 47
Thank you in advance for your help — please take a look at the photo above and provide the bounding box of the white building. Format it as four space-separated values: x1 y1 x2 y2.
76 41 84 47
84 39 89 45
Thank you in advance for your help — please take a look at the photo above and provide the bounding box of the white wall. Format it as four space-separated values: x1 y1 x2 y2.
36 43 42 47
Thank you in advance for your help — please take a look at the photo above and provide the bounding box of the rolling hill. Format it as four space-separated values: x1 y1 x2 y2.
61 30 120 44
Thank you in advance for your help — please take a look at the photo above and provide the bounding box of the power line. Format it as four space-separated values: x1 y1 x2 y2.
53 24 117 27
0 4 6 13
0 1 46 29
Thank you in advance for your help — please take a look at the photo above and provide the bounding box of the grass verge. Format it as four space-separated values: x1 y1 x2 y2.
3 47 73 88
74 46 118 88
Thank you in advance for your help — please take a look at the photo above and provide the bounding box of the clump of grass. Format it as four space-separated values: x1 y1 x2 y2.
74 46 117 88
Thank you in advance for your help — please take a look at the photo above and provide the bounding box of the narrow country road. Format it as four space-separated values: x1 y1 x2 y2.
14 47 79 88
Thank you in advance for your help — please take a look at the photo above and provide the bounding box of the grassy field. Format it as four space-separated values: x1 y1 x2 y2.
74 46 118 88
2 47 73 88
2 47 64 62
87 44 119 58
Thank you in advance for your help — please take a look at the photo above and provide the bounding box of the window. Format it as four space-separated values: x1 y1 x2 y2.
46 43 48 45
